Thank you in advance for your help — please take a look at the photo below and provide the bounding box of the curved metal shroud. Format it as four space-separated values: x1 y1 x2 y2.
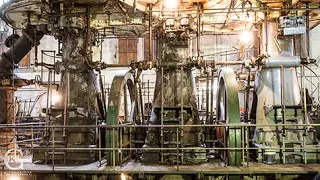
216 68 241 166
106 71 140 165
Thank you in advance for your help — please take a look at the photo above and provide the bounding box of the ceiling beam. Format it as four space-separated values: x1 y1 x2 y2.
121 0 147 12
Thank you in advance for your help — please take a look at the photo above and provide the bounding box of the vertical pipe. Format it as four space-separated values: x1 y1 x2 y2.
120 121 123 165
98 118 102 166
86 5 92 52
197 4 201 61
187 30 190 58
63 72 68 138
210 71 214 146
245 125 250 166
201 88 204 111
126 38 128 62
149 4 153 61
31 124 34 148
147 80 150 117
160 67 164 164
197 77 200 110
41 51 43 81
301 66 307 135
100 35 103 62
176 125 179 170
135 81 141 125
67 71 70 108
138 81 145 124
280 65 286 136
124 84 128 122
306 3 310 58
241 126 245 165
180 67 184 165
23 100 27 116
64 71 69 164
112 125 116 168
53 51 56 84
52 123 55 170
245 68 251 122
264 11 268 54
99 71 107 119
210 70 214 121
206 72 209 121
45 71 51 116
34 32 38 64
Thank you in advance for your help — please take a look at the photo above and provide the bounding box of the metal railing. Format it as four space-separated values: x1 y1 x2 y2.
0 123 318 172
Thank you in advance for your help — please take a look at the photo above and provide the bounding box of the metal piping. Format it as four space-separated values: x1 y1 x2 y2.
306 3 310 58
280 65 286 137
0 28 44 77
264 11 268 55
197 3 201 61
263 56 301 68
244 68 251 122
148 4 153 61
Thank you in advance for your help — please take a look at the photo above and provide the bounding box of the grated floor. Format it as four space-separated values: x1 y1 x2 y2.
1 157 320 174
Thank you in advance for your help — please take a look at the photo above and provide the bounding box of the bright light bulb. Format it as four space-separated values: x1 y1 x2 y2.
121 173 127 180
164 0 178 9
239 30 253 44
7 176 21 180
52 92 61 105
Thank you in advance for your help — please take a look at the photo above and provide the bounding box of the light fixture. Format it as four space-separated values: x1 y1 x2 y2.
52 91 61 105
164 0 178 9
7 175 21 180
121 173 127 180
239 30 253 44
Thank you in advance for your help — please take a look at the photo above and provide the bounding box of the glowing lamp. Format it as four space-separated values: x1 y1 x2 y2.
164 0 178 9
7 176 21 180
239 30 253 44
121 173 127 180
52 92 61 105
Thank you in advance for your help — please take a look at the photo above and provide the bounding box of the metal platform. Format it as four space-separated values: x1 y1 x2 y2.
2 159 320 175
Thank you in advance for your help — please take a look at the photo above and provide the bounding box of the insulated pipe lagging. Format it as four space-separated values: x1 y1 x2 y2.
263 56 301 68
0 29 44 77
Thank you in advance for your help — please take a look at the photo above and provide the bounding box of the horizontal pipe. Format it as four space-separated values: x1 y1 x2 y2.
215 61 244 65
0 146 316 151
105 64 131 68
0 123 318 128
264 56 301 68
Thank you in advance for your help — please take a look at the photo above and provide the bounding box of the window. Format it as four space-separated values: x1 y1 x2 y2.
118 38 137 65
0 0 8 6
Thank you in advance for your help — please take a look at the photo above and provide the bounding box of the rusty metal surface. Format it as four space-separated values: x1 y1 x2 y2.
56 32 98 115
33 30 100 165
143 33 203 164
